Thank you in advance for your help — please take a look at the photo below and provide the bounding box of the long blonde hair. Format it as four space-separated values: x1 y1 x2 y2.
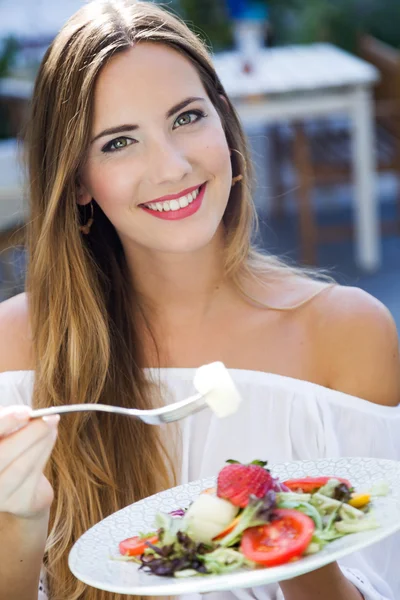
25 1 318 598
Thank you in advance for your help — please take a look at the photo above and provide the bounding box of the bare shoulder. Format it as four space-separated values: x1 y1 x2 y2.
246 271 330 309
0 292 33 372
311 285 400 406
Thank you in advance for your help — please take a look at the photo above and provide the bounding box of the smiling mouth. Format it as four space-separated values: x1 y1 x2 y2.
141 184 204 213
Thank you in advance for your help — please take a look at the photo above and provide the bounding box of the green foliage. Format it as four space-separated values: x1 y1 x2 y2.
164 0 233 51
268 0 400 52
0 36 18 79
269 0 360 53
0 36 19 139
165 0 400 54
361 1 400 49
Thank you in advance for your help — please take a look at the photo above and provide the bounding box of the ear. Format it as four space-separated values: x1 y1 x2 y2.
76 182 92 206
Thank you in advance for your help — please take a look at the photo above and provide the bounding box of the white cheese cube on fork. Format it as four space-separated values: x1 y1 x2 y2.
193 362 242 418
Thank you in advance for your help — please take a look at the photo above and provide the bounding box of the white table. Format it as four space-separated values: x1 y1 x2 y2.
213 43 380 271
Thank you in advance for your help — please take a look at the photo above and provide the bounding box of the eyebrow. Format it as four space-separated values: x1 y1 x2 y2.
91 96 206 144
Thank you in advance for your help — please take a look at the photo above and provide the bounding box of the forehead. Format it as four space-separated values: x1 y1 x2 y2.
93 43 207 123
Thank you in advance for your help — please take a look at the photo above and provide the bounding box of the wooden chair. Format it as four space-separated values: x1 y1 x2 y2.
0 140 27 299
272 35 400 264
0 222 25 300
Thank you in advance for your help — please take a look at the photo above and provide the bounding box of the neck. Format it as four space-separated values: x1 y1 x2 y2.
122 228 229 323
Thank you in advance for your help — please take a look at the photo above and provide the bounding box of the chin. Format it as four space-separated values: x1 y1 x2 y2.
152 227 222 255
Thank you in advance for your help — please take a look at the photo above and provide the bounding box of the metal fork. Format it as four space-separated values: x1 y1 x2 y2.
29 392 207 425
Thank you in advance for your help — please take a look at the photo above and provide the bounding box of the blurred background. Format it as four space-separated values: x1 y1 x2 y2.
0 0 399 324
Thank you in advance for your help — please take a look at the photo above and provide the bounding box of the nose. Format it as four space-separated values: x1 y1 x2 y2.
146 137 192 186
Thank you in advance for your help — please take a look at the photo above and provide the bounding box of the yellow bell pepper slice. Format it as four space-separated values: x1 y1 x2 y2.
349 493 371 509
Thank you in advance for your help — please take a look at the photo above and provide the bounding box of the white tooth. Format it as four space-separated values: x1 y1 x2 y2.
156 202 163 211
149 204 157 210
170 199 180 211
179 195 189 208
163 201 170 211
187 194 194 204
193 187 200 198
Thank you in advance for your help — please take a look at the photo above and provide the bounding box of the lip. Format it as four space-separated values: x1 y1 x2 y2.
140 182 206 221
144 183 203 205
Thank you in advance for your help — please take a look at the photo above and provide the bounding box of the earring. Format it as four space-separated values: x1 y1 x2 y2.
230 148 245 187
231 174 243 187
79 201 94 235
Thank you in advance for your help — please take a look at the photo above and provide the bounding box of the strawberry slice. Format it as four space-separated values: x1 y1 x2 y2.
217 460 274 508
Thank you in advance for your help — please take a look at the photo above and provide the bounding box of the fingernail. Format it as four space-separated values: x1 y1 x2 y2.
42 414 60 427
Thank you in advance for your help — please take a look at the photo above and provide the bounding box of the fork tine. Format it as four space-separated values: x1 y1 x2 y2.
141 393 207 424
161 395 207 423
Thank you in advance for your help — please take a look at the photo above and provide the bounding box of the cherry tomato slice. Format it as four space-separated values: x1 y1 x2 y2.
283 476 352 493
240 509 315 567
119 534 159 556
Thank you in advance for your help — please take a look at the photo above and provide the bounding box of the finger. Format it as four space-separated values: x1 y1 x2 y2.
0 427 58 501
0 431 57 493
0 415 59 473
0 405 32 437
25 423 59 490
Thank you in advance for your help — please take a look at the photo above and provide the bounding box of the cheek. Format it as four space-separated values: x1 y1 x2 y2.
196 126 232 181
84 158 137 213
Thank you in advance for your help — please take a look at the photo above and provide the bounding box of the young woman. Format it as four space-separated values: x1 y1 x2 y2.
0 1 399 599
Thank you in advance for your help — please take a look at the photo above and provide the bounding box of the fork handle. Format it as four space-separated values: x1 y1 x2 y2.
30 404 138 419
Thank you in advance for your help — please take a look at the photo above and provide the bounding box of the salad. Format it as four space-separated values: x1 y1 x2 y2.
118 459 387 578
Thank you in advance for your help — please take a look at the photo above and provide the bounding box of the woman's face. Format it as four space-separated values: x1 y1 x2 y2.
81 42 232 255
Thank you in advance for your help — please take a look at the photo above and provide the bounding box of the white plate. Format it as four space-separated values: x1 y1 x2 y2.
69 457 400 595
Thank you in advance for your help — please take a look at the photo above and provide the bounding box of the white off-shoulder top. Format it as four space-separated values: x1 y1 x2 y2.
1 368 399 600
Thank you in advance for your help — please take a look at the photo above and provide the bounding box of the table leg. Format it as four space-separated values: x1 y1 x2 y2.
351 85 380 271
